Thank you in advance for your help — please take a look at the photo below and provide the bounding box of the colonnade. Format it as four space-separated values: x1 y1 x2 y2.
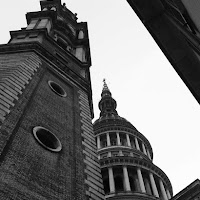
97 132 151 159
105 166 171 200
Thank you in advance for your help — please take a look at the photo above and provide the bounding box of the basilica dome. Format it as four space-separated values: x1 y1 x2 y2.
93 80 173 200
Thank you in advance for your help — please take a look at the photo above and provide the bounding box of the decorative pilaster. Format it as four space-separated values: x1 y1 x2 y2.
79 90 105 199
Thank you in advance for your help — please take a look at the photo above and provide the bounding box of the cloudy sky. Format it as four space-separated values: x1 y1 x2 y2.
1 0 200 195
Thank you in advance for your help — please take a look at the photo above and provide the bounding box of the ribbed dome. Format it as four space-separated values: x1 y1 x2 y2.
93 114 138 131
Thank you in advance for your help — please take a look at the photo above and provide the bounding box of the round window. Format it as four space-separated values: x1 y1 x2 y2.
33 126 62 152
48 81 67 97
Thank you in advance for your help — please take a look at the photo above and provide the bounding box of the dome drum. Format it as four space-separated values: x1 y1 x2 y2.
101 165 172 199
96 131 152 160
94 126 153 159
99 157 172 194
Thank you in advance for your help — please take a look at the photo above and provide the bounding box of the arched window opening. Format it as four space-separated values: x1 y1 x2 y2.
128 167 140 192
103 177 110 194
102 169 110 194
143 171 153 195
138 139 143 152
115 176 124 192
129 135 135 149
120 133 127 146
110 132 117 146
129 176 136 192
100 134 107 148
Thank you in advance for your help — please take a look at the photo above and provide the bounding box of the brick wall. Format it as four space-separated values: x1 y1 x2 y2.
0 52 101 200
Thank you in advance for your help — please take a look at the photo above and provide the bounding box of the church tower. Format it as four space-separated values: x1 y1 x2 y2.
0 1 104 199
93 80 173 200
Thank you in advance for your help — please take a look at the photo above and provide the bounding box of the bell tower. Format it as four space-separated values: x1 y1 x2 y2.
0 1 104 199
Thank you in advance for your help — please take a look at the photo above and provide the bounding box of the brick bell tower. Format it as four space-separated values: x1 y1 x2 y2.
0 0 104 199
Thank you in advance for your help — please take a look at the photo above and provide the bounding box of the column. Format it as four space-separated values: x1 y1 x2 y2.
144 178 152 195
97 136 101 149
108 167 115 193
147 149 151 160
135 137 140 150
116 132 121 145
142 143 147 155
123 166 131 191
149 173 159 197
126 134 131 147
107 133 111 146
159 179 168 200
166 189 171 199
137 168 146 193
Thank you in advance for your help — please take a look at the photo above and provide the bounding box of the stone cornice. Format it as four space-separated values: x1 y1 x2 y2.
0 41 94 117
10 29 91 68
106 191 159 200
98 146 151 161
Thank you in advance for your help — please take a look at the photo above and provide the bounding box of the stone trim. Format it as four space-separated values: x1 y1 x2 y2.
0 52 41 124
98 146 150 161
78 90 105 200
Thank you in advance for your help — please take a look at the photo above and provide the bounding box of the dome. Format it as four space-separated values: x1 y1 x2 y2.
93 114 138 132
93 81 173 200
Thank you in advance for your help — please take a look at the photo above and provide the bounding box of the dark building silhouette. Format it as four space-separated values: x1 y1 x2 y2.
93 80 173 200
127 0 200 199
127 0 200 105
0 0 104 199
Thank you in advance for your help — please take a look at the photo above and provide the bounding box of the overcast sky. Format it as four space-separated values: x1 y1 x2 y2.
1 0 200 195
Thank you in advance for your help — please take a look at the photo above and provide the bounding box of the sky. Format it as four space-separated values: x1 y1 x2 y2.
1 0 200 195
